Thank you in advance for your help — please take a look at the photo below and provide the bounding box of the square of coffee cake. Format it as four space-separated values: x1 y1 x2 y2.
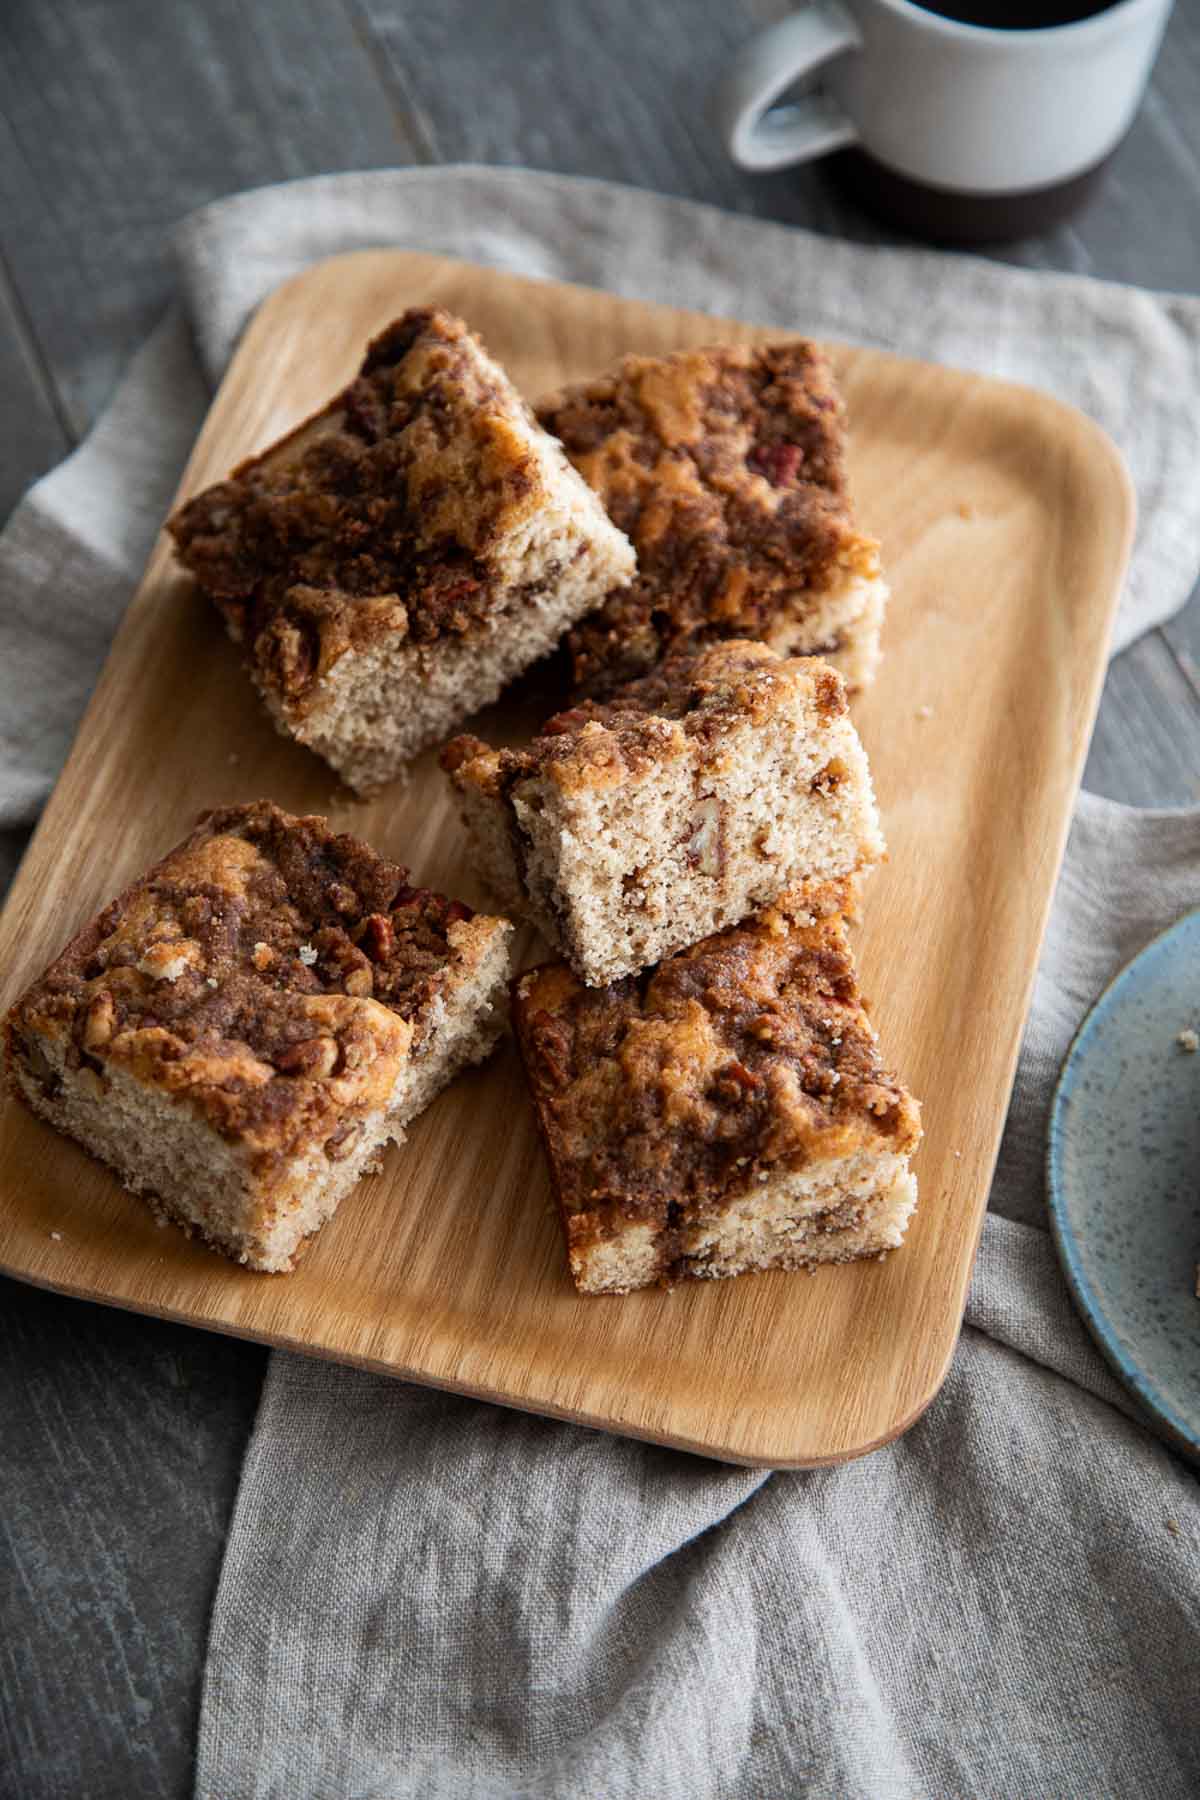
169 308 635 792
5 802 512 1271
443 642 882 988
513 885 920 1295
536 339 886 697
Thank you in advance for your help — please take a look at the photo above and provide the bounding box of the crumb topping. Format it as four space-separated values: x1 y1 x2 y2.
513 890 920 1229
6 801 483 1171
168 308 558 710
537 341 863 693
442 640 846 797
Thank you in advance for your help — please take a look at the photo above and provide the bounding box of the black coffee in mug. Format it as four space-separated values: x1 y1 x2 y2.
918 2 1116 25
718 0 1172 245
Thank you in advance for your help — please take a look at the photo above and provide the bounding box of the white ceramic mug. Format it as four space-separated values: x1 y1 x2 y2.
716 0 1173 240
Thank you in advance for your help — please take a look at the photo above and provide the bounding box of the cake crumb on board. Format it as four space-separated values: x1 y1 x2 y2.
1177 1027 1199 1052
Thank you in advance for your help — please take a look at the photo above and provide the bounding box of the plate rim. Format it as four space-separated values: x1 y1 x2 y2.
1046 902 1200 1464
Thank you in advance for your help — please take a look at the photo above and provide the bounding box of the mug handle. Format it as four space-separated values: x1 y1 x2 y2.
716 3 862 172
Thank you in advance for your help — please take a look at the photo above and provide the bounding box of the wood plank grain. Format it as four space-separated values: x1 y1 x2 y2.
0 0 416 435
0 1283 264 1800
0 250 1134 1469
1162 585 1200 709
354 0 867 238
1085 628 1200 808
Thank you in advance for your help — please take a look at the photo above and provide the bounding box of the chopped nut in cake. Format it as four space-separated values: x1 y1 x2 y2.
168 308 635 792
443 641 883 987
4 802 513 1272
536 339 886 696
513 885 920 1296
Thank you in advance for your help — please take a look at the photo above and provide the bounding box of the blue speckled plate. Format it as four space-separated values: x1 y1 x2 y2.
1048 906 1200 1463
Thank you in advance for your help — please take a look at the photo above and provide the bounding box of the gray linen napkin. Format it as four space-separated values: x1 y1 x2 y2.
197 796 1200 1800
1 170 1197 1798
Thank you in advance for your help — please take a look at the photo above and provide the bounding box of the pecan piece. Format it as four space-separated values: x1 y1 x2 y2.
393 882 435 911
344 964 373 998
542 705 594 737
685 798 723 877
393 884 473 927
311 928 373 996
82 991 116 1051
358 913 394 962
275 1036 339 1079
531 1010 572 1088
324 1120 364 1162
255 614 321 701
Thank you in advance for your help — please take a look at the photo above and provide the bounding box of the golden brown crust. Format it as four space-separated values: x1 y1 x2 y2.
512 888 920 1258
536 340 867 694
168 308 566 715
5 801 496 1181
442 640 848 799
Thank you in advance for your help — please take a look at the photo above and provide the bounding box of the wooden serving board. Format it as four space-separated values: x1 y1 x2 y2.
0 251 1133 1466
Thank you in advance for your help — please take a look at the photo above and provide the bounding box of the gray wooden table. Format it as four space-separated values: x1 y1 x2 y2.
1 4 1198 1795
